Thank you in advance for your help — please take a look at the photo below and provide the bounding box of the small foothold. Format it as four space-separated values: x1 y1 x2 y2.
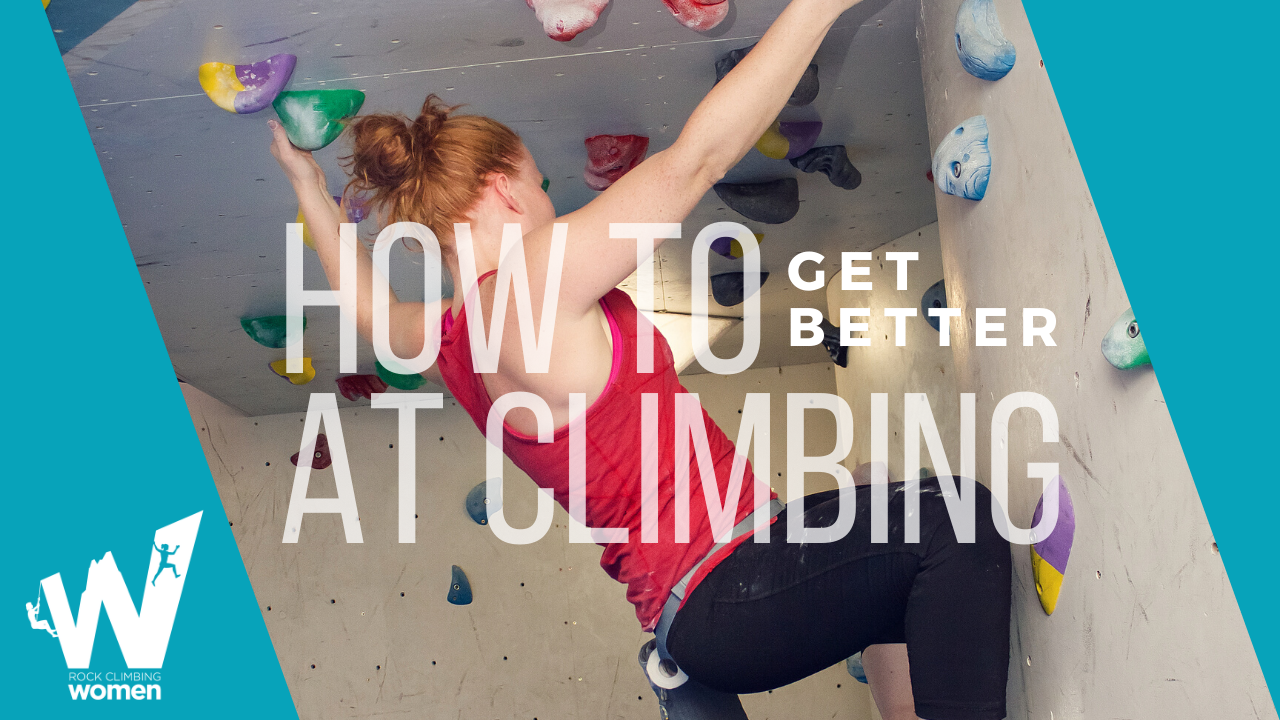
290 433 333 470
375 360 428 390
1101 308 1150 369
919 467 932 480
1030 478 1074 615
466 481 501 525
845 653 867 683
448 565 473 605
272 89 366 151
584 134 649 191
710 271 768 307
709 233 764 259
931 115 990 200
199 54 297 114
790 145 861 190
526 0 610 42
955 0 1017 81
335 374 389 401
269 358 315 385
756 120 823 160
713 178 799 224
661 0 729 32
817 317 848 368
241 315 306 348
716 44 818 107
921 279 947 331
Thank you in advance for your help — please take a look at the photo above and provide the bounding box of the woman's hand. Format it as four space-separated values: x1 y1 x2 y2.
268 119 325 190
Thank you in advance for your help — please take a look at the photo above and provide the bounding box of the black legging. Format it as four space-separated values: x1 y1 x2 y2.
666 479 1011 720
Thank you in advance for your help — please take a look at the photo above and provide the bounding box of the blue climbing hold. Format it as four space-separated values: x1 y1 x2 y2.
447 565 473 605
465 482 494 525
921 279 947 331
846 652 868 683
931 116 990 201
955 0 1017 81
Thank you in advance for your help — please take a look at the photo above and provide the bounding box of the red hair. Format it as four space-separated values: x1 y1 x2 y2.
342 94 523 244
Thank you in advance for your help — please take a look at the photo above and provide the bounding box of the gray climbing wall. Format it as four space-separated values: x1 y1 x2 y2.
183 362 877 719
903 0 1275 716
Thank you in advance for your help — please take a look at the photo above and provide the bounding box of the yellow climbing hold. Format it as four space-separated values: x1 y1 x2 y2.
270 357 315 385
296 208 316 249
43 0 52 8
1030 547 1065 615
754 121 790 160
197 62 246 113
730 233 765 259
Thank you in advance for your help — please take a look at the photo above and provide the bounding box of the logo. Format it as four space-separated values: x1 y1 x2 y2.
26 512 202 682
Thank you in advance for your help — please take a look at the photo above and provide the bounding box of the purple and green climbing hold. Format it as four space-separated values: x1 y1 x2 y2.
790 145 861 190
713 179 799 224
273 89 366 151
447 565 473 605
1030 478 1074 615
199 53 297 114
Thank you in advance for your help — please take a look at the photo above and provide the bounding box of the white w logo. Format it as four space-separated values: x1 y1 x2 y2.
35 512 202 669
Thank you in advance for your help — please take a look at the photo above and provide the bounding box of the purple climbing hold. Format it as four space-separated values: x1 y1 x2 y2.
199 54 297 114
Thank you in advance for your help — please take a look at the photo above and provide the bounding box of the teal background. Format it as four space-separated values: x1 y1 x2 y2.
0 1 297 716
1023 0 1280 692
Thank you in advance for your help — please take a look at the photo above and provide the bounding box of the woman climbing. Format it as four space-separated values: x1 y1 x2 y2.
268 0 1011 717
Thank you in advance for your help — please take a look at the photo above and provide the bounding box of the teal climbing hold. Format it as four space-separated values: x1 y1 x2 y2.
447 565 473 605
1101 308 1150 369
375 360 428 390
465 482 493 525
272 89 366 151
240 315 306 349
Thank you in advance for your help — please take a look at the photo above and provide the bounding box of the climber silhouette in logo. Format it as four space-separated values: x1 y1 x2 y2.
26 590 57 637
151 543 181 586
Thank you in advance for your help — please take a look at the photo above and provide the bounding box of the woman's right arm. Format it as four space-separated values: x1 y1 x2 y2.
269 120 443 379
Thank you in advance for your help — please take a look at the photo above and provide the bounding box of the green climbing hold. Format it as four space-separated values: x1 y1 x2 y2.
240 315 306 349
1101 308 1150 370
375 360 428 390
272 89 366 151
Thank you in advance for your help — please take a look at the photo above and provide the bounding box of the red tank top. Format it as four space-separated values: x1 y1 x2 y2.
436 275 773 630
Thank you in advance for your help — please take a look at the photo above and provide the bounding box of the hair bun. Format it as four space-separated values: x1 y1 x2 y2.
409 94 453 151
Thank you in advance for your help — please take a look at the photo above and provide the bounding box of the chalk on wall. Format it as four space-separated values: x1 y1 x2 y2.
290 433 333 470
526 0 610 41
921 279 947 331
269 358 315 385
241 315 306 349
584 134 650 190
335 374 389 401
789 145 862 190
931 115 991 201
716 44 819 107
199 54 296 114
756 120 822 160
710 271 768 307
954 0 1017 81
448 565 473 605
661 0 729 32
710 232 764 259
1030 478 1075 615
1101 308 1151 369
272 89 366 151
376 360 428 390
713 179 799 224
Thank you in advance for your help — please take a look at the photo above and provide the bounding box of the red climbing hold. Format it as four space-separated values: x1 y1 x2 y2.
291 433 333 470
584 134 650 191
336 374 389 402
661 0 729 32
925 169 934 183
526 0 610 41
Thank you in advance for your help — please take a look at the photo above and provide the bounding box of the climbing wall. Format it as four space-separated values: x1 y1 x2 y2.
183 363 877 719
901 0 1276 716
